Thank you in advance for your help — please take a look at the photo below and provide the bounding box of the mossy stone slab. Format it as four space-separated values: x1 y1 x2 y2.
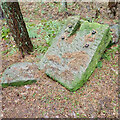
1 62 38 87
38 17 112 91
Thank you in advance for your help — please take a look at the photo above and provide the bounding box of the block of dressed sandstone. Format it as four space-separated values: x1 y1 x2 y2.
1 62 39 87
38 17 112 91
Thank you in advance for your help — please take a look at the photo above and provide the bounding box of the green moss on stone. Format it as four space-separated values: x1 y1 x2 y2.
39 18 112 92
2 80 37 88
70 25 112 91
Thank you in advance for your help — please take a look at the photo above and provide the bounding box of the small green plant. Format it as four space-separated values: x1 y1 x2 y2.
2 23 18 55
22 95 27 100
76 112 80 118
102 110 106 114
49 2 55 8
113 19 119 24
38 19 63 45
32 92 36 97
64 97 68 100
2 24 10 40
102 44 118 61
96 44 118 67
38 45 48 53
55 96 61 100
96 61 103 68
26 23 38 38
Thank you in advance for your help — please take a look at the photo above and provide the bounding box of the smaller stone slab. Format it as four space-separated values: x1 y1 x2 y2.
38 16 112 91
1 62 39 87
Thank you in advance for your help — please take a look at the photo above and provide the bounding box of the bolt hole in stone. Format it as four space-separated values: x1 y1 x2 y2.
92 30 96 35
8 67 11 69
83 44 89 48
68 24 73 28
61 36 65 40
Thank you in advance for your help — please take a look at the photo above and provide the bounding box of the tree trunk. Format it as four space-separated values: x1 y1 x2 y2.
108 0 118 16
0 6 4 19
1 1 33 57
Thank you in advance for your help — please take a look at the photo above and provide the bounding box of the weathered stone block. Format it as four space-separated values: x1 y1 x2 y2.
1 62 38 87
38 16 112 91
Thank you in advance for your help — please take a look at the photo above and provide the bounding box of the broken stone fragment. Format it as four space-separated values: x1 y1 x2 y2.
1 62 39 87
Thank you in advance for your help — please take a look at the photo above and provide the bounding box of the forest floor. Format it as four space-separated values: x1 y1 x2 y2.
1 2 119 118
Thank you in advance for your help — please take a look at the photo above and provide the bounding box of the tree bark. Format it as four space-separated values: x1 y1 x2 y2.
108 0 118 16
0 6 4 19
1 1 33 57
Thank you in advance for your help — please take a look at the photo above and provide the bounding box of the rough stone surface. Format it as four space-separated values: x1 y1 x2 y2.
38 16 112 91
1 62 39 87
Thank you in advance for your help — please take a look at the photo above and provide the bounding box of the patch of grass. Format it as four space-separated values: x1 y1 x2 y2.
2 22 18 56
2 24 10 40
97 81 100 85
26 23 38 38
96 61 103 68
22 95 27 100
78 92 83 95
34 3 41 12
49 2 55 8
102 44 118 61
113 19 119 24
34 44 48 53
38 19 63 45
76 112 80 118
102 110 106 114
112 64 118 67
64 96 68 100
27 19 64 54
96 44 118 68
2 47 18 56
32 92 36 97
